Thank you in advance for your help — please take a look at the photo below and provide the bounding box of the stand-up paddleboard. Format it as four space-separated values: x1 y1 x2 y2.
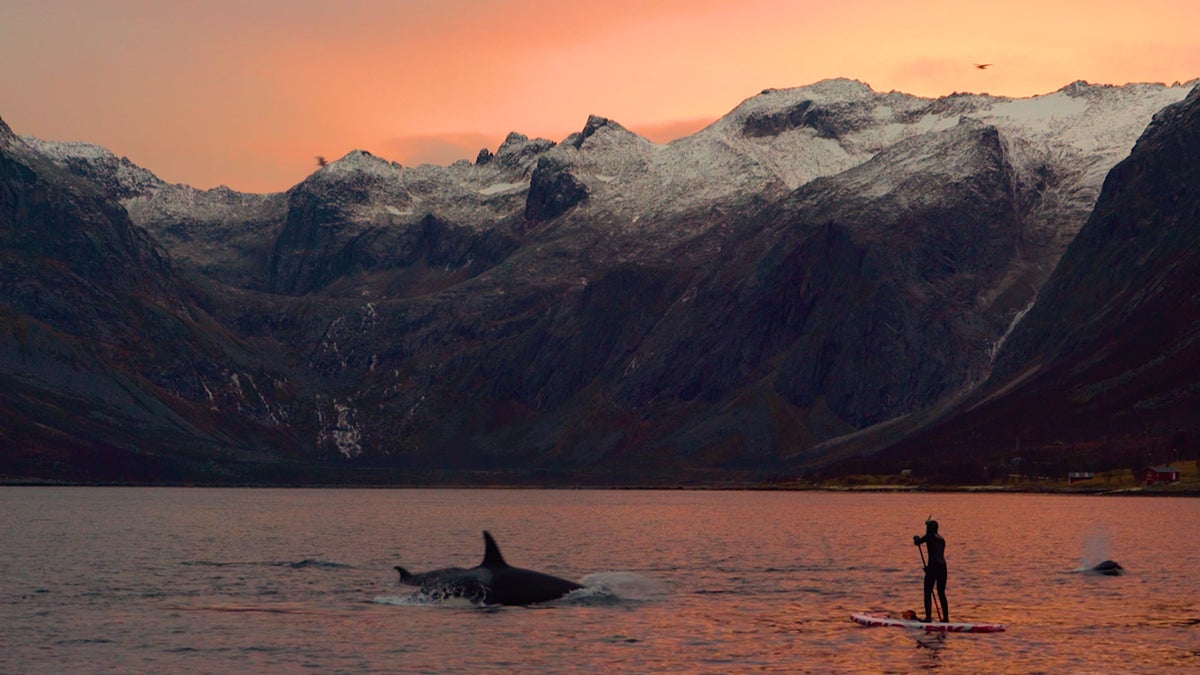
851 612 1006 633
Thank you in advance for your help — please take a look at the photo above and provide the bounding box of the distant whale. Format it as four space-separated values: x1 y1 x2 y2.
394 531 584 606
1090 560 1124 576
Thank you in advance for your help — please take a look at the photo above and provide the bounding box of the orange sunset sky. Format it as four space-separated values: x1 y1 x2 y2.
2 0 1198 193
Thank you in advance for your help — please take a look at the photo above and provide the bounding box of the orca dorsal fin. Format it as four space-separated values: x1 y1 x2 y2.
481 531 508 568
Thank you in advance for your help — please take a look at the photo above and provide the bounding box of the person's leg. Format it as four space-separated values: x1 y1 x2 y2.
936 572 948 622
923 573 934 621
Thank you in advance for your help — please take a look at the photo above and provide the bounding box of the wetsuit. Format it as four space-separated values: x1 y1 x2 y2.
914 531 948 622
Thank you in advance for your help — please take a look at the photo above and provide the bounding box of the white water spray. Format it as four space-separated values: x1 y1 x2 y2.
1078 524 1114 571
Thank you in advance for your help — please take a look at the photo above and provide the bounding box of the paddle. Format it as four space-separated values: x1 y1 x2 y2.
917 542 944 623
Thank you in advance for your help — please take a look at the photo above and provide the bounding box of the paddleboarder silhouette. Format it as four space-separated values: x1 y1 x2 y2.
913 517 949 623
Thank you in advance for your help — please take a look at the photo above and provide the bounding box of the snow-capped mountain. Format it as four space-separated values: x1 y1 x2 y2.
3 78 1198 483
81 79 1196 294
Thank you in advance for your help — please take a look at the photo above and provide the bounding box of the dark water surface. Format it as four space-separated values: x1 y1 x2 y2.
2 488 1198 673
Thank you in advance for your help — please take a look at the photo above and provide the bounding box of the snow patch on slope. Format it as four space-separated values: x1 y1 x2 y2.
478 181 527 195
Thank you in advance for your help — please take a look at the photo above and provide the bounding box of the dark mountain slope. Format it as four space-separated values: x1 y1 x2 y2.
0 118 306 482
865 87 1200 476
585 119 1035 466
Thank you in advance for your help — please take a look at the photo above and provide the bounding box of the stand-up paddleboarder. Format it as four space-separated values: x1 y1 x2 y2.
913 518 949 623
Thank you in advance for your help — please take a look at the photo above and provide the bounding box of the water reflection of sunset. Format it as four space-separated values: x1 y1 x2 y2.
2 0 1197 191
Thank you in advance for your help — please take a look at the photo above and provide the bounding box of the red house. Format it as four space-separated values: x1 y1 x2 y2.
1141 465 1180 486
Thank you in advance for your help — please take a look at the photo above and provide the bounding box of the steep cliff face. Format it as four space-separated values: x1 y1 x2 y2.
23 135 291 291
265 149 534 297
126 185 286 291
992 87 1200 385
0 118 305 482
860 86 1200 474
755 119 1028 425
530 118 1037 463
994 86 1200 433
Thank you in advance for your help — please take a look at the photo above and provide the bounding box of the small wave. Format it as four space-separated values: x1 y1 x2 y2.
283 559 353 570
560 585 622 606
578 572 668 602
373 593 427 607
167 603 307 615
373 589 617 608
763 564 842 574
180 559 353 570
372 593 480 608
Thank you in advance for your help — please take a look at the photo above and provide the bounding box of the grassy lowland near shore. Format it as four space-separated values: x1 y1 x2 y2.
774 460 1200 494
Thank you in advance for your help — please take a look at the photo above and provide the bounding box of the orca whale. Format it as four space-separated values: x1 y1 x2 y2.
394 531 584 606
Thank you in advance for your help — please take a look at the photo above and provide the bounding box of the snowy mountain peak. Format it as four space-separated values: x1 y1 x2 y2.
1056 80 1104 97
761 78 876 101
576 115 632 142
318 149 401 179
562 114 654 156
735 78 878 118
495 132 556 170
26 137 118 162
22 135 164 198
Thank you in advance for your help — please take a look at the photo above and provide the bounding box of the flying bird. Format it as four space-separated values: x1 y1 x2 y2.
974 63 992 70
316 156 328 167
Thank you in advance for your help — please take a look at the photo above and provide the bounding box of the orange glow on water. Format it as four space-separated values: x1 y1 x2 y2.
1 0 1197 192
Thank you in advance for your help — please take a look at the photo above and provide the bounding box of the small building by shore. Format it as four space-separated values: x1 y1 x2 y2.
1141 465 1181 487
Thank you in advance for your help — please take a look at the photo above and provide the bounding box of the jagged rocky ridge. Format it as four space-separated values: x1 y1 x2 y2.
3 78 1198 482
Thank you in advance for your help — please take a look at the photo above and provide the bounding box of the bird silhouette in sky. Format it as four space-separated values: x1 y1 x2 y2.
974 63 992 70
316 156 328 167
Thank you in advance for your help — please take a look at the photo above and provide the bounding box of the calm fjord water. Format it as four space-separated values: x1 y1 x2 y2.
2 488 1198 673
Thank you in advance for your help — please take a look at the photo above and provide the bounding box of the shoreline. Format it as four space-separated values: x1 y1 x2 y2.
3 479 1198 496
